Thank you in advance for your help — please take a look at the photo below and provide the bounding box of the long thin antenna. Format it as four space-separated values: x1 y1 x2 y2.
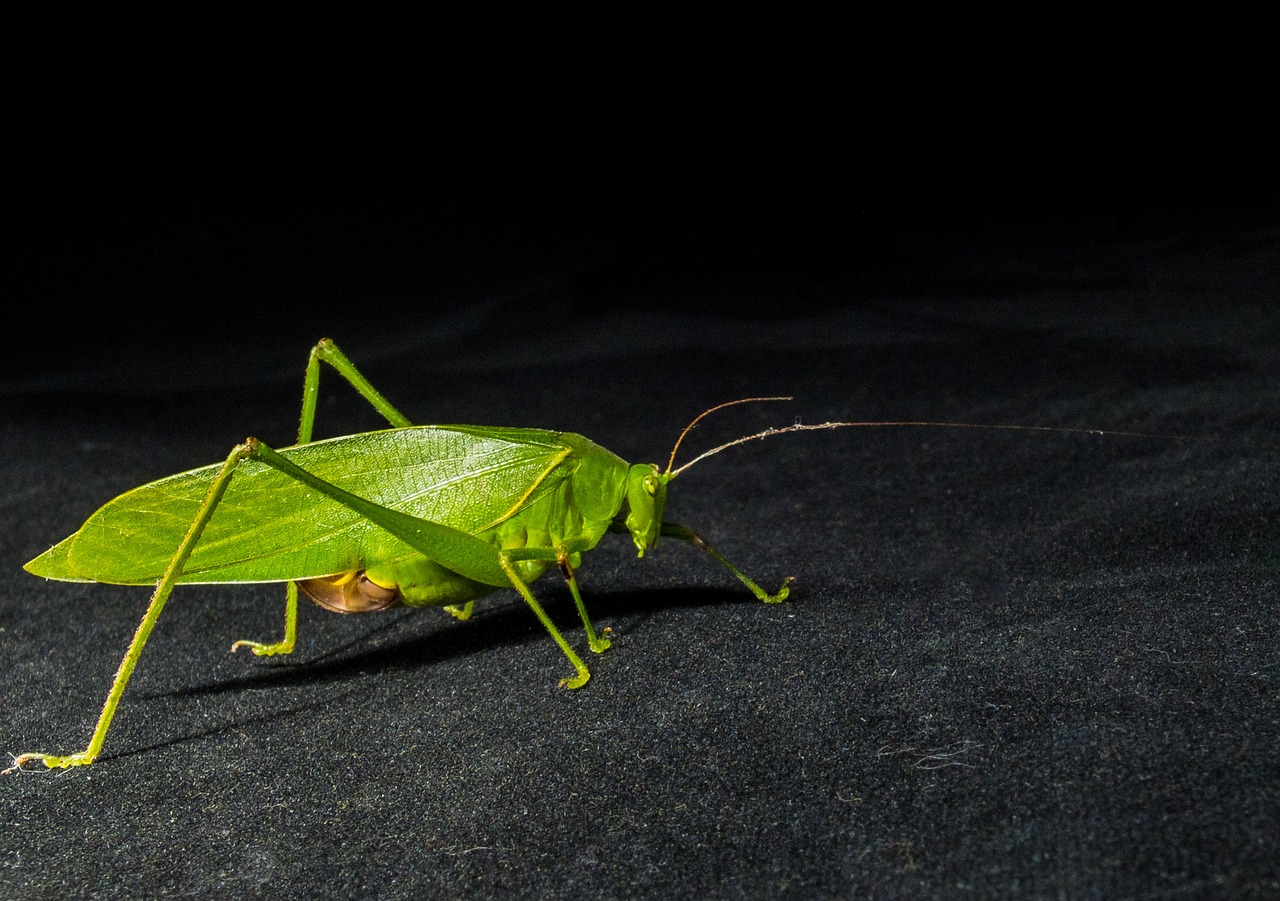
665 397 793 474
669 420 1206 478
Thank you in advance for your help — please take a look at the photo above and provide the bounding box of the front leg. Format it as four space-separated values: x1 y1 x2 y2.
659 522 793 603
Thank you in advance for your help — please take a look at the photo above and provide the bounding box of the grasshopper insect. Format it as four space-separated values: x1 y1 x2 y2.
8 339 813 771
7 338 1164 772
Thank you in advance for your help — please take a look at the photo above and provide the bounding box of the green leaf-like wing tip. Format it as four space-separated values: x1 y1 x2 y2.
25 535 93 582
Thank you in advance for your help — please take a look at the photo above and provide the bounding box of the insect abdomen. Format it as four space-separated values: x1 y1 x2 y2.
360 556 501 608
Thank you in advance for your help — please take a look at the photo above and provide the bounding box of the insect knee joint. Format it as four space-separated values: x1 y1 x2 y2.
556 553 574 581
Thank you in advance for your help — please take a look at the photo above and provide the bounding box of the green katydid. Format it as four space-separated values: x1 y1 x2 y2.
7 339 801 771
6 338 1170 772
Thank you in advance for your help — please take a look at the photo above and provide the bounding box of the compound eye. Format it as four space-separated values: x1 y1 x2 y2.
643 475 658 496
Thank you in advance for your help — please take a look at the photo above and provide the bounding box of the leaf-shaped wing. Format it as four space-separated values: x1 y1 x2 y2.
27 426 590 585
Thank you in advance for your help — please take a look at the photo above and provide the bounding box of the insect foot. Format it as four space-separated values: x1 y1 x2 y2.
558 668 591 690
764 577 796 604
588 626 614 654
230 638 295 656
4 750 93 773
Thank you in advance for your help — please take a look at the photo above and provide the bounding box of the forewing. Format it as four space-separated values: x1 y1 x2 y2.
33 427 576 585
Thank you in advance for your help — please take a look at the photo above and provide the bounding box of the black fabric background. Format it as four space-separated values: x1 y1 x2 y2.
2 87 1277 898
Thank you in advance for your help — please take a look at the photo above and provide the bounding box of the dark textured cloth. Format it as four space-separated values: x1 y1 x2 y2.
3 101 1276 899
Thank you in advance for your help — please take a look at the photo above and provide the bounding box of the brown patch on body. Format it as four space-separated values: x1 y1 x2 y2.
298 572 401 613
